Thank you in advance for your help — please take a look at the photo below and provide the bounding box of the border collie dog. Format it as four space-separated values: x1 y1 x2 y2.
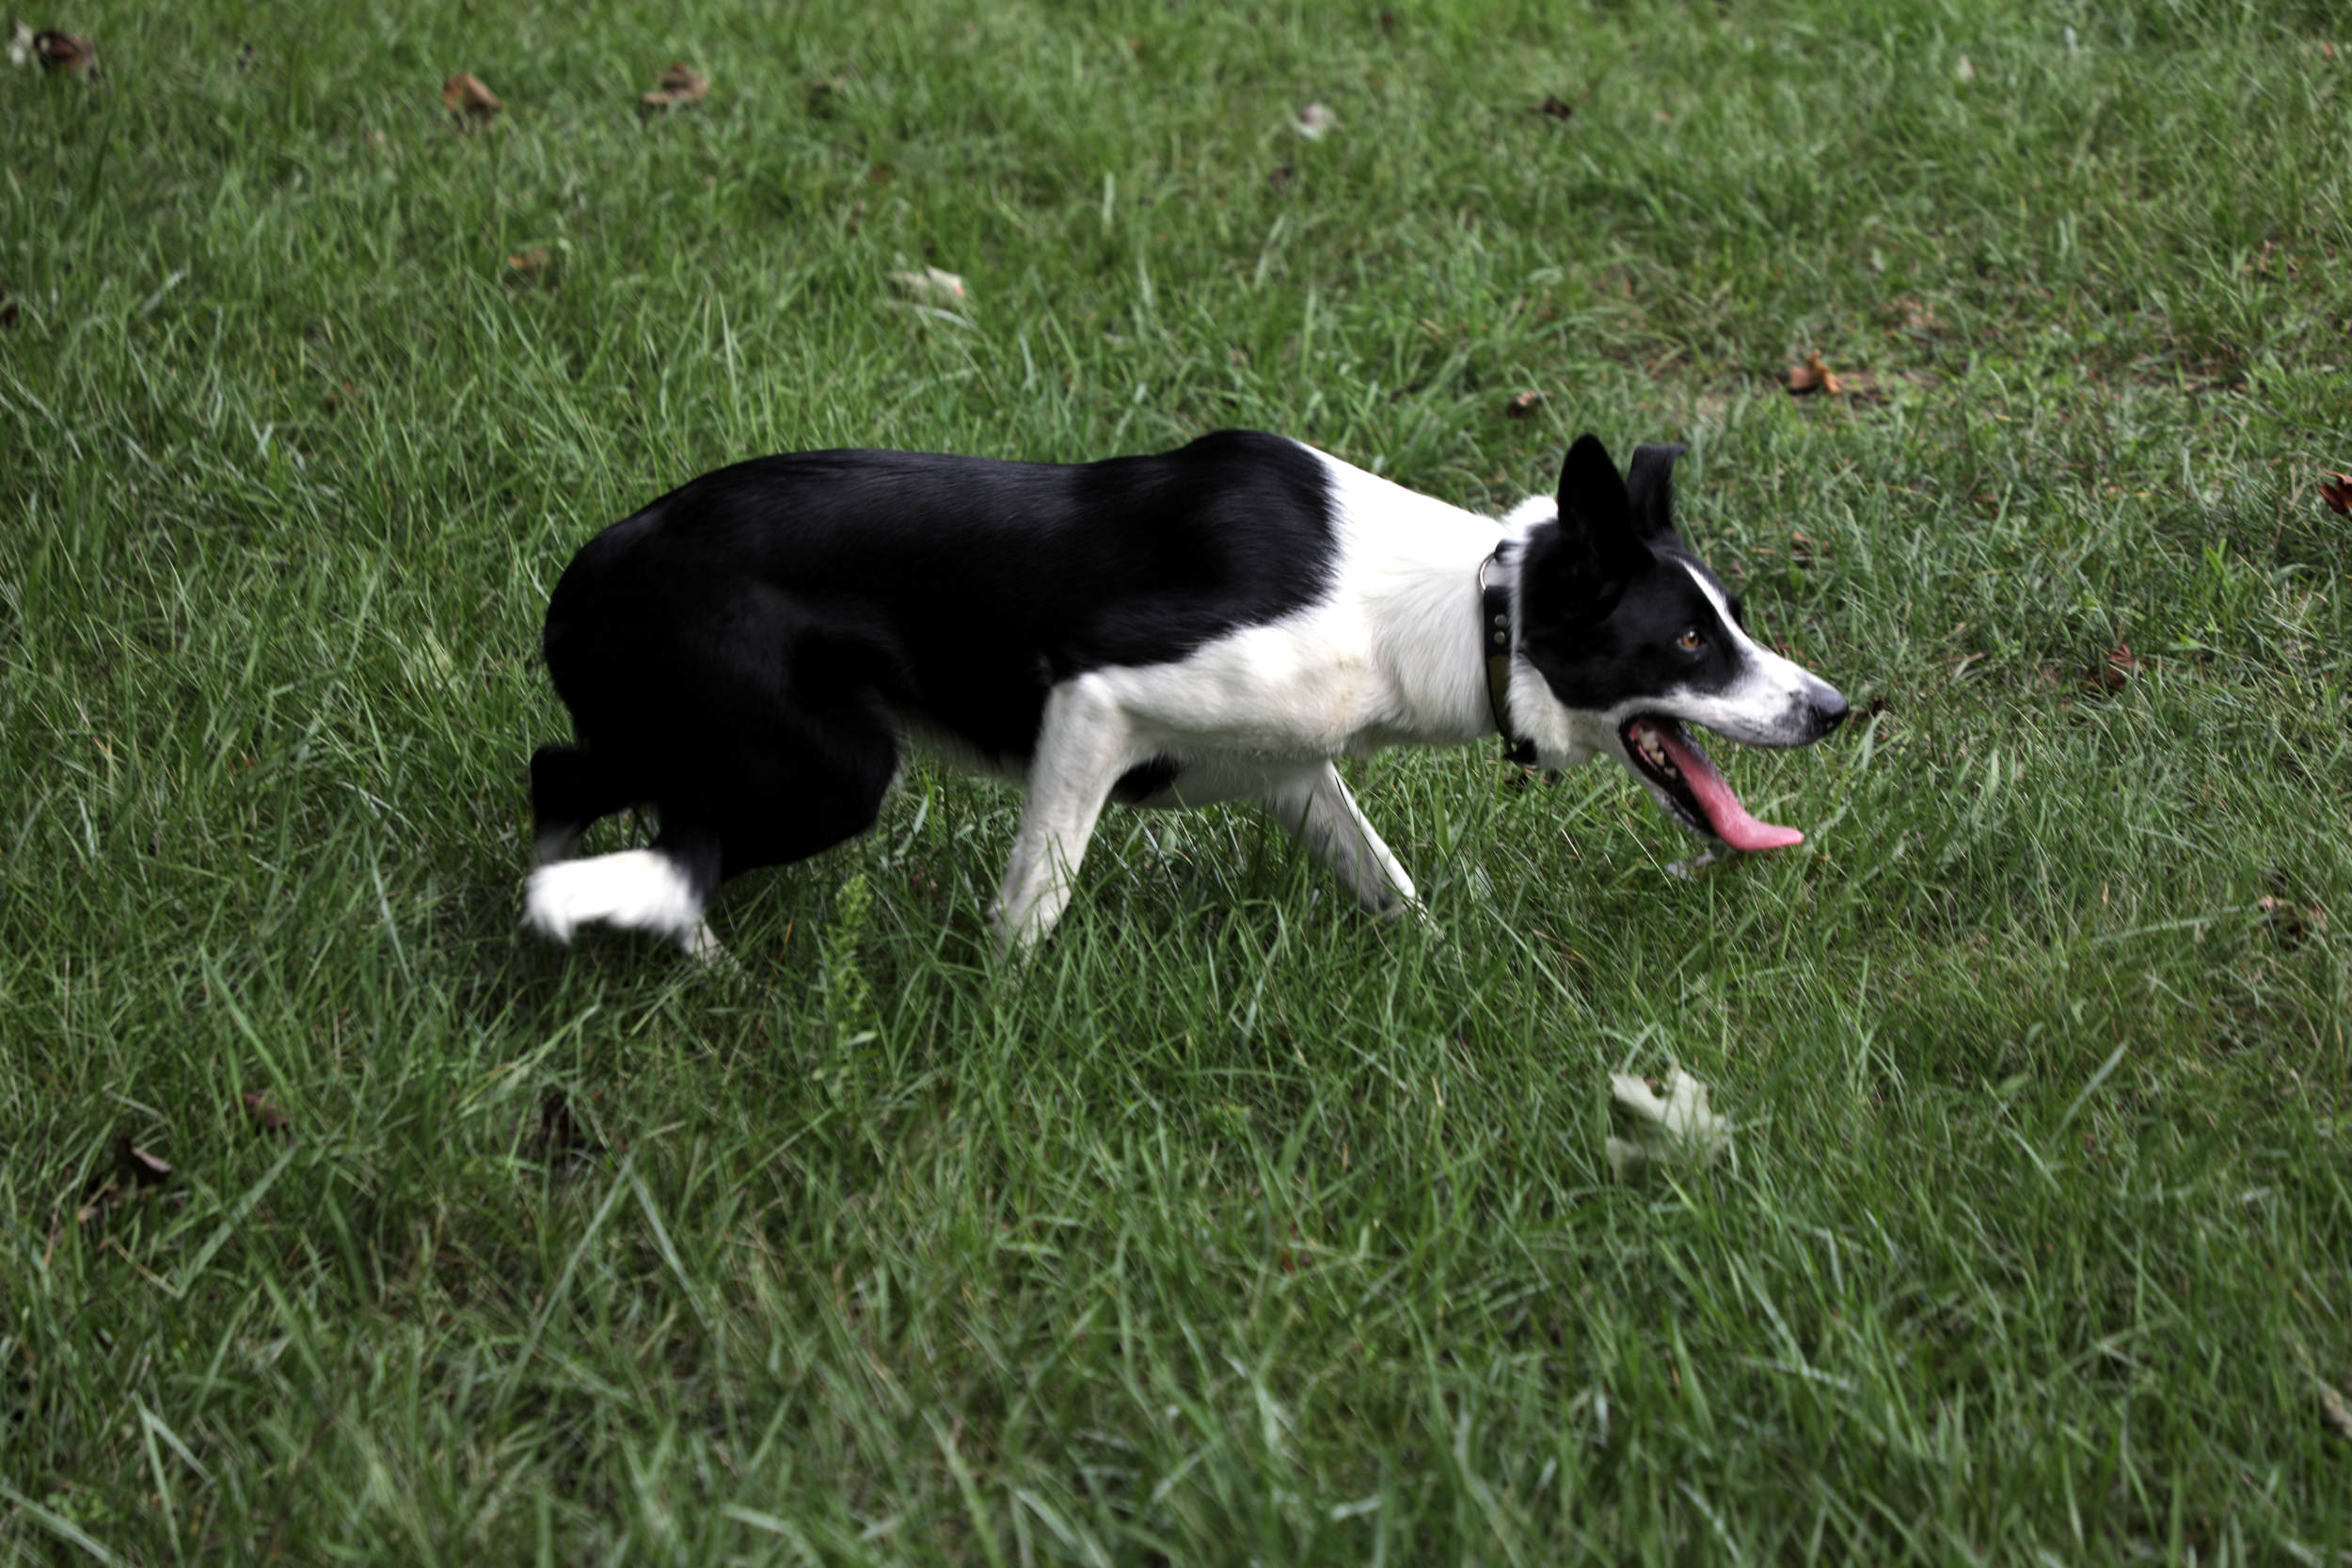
524 431 1846 961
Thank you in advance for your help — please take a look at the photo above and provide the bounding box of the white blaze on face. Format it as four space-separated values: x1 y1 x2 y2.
1659 562 1841 749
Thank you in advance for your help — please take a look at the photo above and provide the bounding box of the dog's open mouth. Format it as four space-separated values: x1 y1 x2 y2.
1619 716 1805 852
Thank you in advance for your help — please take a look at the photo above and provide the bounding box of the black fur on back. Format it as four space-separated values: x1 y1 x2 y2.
536 430 1335 863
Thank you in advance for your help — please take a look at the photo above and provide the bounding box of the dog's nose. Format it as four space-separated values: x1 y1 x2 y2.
1806 681 1844 737
1813 687 1849 736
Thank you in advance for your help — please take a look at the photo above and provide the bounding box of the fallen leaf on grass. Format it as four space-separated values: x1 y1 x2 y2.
640 60 708 110
1292 102 1338 140
78 1136 171 1223
2244 237 2295 279
2323 1382 2352 1443
441 71 501 124
7 17 32 67
242 1092 291 1134
2318 473 2352 516
505 246 552 286
1786 351 1843 396
1789 530 1819 567
536 1090 609 1177
2084 641 2138 695
888 264 970 312
31 27 94 73
1891 295 1944 334
319 380 360 413
1863 695 1893 720
1504 388 1543 419
2254 895 2328 951
1266 164 1295 192
1954 53 1976 84
1533 94 1574 120
1605 1069 1732 1180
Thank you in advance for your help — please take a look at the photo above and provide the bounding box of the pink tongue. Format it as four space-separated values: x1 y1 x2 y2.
1654 724 1805 851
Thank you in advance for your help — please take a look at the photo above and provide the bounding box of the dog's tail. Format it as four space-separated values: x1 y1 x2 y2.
524 847 710 953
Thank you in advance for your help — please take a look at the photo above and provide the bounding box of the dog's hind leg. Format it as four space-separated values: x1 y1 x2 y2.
991 677 1134 959
530 744 639 864
1263 763 1421 922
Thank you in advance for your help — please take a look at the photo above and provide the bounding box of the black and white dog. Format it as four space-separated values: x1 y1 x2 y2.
523 431 1846 960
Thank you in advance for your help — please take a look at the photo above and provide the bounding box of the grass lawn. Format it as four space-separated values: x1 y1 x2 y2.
6 0 2351 1560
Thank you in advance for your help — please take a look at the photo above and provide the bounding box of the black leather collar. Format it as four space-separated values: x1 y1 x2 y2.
1478 546 1538 768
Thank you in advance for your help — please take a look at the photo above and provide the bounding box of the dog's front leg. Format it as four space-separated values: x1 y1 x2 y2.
991 677 1133 959
1263 762 1422 922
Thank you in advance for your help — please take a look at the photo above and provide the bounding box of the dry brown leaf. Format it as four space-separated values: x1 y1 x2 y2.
1789 530 1819 567
536 1090 609 1177
641 60 708 109
1892 295 1944 334
1787 351 1843 396
242 1091 291 1134
2318 473 2352 516
33 28 94 73
2254 895 2327 951
505 246 552 285
320 380 360 414
1504 388 1544 419
1534 94 1574 120
2085 641 2138 695
441 71 501 123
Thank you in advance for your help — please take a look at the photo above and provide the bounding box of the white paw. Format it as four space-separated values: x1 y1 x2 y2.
522 850 701 945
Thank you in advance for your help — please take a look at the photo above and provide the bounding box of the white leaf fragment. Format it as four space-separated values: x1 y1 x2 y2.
7 18 34 69
888 266 971 310
1292 103 1338 140
1605 1069 1733 1179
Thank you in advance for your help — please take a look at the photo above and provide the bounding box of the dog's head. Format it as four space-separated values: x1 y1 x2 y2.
1512 434 1846 849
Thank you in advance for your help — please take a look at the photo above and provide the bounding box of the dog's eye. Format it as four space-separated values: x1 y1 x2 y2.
1677 628 1704 652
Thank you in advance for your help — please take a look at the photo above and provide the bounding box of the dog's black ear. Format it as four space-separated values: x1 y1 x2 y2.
1623 442 1689 543
1544 433 1650 593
